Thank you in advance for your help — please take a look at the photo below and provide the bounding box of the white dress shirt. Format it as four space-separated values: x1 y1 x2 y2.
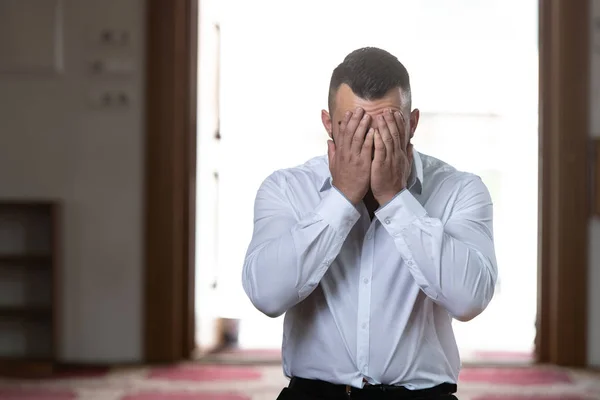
242 149 497 390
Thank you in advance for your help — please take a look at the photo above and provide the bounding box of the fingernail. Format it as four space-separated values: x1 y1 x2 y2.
345 111 351 117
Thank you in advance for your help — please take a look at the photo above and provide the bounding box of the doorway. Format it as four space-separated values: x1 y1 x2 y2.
194 0 539 363
143 0 589 367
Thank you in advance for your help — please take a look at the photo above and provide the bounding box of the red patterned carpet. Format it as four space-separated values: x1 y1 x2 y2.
0 364 599 400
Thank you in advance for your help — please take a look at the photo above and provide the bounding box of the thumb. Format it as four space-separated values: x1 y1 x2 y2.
327 140 335 166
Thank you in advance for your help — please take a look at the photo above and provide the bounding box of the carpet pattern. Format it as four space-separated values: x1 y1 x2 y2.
0 365 599 400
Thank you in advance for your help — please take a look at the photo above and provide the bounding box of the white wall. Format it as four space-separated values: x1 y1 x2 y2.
588 0 600 368
0 0 145 362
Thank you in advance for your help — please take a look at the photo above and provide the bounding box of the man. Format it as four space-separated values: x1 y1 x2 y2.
242 47 497 400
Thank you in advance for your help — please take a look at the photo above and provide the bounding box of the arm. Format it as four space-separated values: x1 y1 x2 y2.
375 176 497 321
242 173 361 318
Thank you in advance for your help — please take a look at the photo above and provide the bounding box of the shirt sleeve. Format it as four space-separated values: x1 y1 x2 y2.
242 173 361 318
375 175 498 321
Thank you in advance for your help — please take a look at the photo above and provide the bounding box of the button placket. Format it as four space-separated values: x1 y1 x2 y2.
356 225 374 377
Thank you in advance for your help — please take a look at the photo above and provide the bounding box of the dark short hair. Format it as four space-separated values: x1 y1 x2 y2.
328 47 411 113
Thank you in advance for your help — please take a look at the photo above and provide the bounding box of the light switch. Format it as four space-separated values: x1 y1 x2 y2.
87 89 132 109
99 29 130 46
90 58 135 75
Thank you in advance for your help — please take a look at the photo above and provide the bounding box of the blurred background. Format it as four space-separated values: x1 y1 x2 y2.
0 0 598 399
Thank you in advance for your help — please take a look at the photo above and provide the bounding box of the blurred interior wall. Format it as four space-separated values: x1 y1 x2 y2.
0 0 146 363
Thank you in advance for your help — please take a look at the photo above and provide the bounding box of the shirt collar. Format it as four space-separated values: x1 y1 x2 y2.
319 149 424 195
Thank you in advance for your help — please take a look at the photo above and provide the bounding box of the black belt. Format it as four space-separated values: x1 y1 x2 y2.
289 377 457 400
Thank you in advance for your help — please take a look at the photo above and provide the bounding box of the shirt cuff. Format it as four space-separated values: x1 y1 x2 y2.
375 189 427 236
315 188 361 238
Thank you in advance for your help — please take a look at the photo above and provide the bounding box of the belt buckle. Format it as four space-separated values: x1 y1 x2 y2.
345 384 352 398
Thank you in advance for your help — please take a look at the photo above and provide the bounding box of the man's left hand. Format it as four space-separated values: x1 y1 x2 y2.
371 109 413 206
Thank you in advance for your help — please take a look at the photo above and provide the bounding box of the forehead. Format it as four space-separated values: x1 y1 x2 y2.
333 83 405 117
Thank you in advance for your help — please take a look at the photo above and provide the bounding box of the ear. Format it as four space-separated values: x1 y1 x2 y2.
409 108 420 139
321 109 333 139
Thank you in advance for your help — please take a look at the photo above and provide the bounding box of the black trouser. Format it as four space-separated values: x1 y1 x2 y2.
276 377 458 400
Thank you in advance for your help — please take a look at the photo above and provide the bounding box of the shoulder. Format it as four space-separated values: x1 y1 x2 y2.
260 155 328 194
418 152 490 197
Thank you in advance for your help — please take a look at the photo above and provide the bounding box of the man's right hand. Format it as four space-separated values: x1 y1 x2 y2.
327 107 374 205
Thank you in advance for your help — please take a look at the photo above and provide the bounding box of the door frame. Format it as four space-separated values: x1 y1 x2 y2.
143 0 590 365
535 0 589 366
143 0 197 362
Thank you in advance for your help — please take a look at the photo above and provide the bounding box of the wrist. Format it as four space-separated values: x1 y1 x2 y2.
332 183 363 206
375 194 394 206
375 188 404 206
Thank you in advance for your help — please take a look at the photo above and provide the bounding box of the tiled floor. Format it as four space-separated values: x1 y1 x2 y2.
0 364 599 400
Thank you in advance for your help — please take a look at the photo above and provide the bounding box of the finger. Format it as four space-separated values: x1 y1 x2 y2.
383 109 401 150
393 111 408 152
351 113 371 154
376 114 394 155
336 111 353 149
362 128 375 158
344 107 365 148
327 140 335 166
373 129 386 162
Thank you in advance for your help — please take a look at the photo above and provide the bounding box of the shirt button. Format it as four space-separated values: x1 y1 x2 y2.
363 278 369 284
384 218 391 225
362 323 367 329
366 232 373 240
407 260 414 266
323 259 331 266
